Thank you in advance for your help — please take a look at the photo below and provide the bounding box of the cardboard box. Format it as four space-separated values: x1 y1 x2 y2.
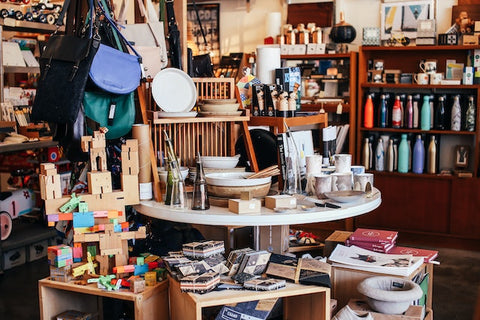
228 199 261 214
264 195 296 209
347 299 424 320
324 230 352 257
28 239 49 262
3 246 26 270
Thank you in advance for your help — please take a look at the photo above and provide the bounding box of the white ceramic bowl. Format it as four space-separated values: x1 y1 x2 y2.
200 103 240 113
205 172 271 187
158 167 189 183
201 155 240 169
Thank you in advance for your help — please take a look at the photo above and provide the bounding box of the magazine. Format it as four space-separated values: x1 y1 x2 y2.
329 245 424 276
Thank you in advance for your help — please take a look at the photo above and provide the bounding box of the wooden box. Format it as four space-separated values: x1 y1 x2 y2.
324 230 352 257
228 199 261 214
264 195 297 210
331 263 433 311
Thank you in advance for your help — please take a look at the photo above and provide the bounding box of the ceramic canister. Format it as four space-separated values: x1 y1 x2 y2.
334 154 352 173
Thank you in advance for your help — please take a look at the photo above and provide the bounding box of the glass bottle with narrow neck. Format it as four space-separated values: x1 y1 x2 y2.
427 136 437 174
164 160 173 205
465 96 476 131
451 95 461 131
434 96 446 130
191 155 210 210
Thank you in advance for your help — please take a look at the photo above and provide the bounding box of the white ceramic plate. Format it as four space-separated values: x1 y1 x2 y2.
152 68 197 113
205 172 271 187
199 111 242 117
156 111 198 118
324 190 365 203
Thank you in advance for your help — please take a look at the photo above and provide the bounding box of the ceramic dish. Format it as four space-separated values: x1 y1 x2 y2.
199 103 240 112
157 167 189 183
152 68 197 113
156 111 198 118
199 111 243 117
323 190 365 203
202 98 238 104
201 155 240 169
205 172 271 187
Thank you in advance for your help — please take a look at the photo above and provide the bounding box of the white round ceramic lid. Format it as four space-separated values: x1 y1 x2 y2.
152 68 197 113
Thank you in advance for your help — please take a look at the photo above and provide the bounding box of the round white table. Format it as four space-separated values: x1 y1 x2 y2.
135 189 381 227
135 189 381 252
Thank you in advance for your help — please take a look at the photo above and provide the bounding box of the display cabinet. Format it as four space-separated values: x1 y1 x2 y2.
281 52 357 154
355 45 480 241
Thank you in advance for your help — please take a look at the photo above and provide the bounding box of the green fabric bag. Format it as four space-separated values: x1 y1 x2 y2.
83 91 135 139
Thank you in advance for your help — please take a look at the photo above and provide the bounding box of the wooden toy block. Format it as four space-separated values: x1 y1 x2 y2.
130 278 145 293
40 163 56 175
240 191 252 200
90 149 108 172
107 210 122 219
44 191 126 217
144 271 157 286
49 265 72 282
73 243 83 259
40 174 62 200
73 227 91 234
228 199 261 214
122 139 138 152
78 202 89 213
121 174 139 205
88 171 112 195
43 168 58 176
73 211 94 228
265 195 297 209
121 150 139 175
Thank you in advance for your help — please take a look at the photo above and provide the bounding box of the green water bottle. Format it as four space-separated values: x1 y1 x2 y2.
420 95 431 131
398 134 409 173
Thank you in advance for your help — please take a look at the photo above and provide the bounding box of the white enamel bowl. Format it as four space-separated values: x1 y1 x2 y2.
201 155 240 169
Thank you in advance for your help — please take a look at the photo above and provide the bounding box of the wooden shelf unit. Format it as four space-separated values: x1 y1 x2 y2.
355 45 480 241
38 278 169 320
281 52 357 154
168 275 330 320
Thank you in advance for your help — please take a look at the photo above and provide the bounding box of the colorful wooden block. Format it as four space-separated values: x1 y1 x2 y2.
87 171 112 195
73 211 94 228
144 271 157 286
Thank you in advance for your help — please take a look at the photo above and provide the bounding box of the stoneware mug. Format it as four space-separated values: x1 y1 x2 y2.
414 73 429 85
420 59 437 74
334 154 352 173
430 72 443 85
331 172 353 191
353 173 374 192
313 174 332 199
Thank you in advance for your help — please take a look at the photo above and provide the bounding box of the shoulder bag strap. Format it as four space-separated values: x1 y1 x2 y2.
191 0 208 49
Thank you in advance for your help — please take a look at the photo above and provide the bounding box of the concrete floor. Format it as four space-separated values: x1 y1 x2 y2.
1 246 479 320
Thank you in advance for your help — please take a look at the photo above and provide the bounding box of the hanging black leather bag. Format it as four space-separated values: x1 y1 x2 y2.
31 0 99 124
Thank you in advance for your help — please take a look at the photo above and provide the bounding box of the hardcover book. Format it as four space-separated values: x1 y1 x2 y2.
226 248 255 276
243 278 287 291
329 245 424 277
346 239 395 253
348 228 398 244
237 250 271 275
182 240 225 259
296 258 331 288
265 253 298 281
388 246 438 263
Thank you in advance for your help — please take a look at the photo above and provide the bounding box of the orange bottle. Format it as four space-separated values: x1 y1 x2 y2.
364 94 374 128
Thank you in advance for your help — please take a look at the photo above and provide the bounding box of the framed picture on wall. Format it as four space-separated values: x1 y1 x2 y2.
380 0 435 40
187 3 220 65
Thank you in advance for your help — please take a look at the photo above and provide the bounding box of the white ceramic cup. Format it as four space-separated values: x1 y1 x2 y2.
414 73 429 85
353 173 374 192
350 165 366 176
430 72 443 85
420 59 437 74
331 172 353 191
313 174 332 199
334 154 352 173
305 155 323 176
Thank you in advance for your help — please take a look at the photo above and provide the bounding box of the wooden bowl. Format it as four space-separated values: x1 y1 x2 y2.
207 182 271 198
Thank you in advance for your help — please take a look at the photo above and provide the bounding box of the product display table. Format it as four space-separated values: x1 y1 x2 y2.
135 189 381 252
168 275 330 320
38 278 169 320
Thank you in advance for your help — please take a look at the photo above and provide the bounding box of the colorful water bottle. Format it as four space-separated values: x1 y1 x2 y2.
398 134 409 173
412 135 425 174
421 95 431 130
364 94 374 128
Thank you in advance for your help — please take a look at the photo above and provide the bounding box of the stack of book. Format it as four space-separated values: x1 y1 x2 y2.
388 246 438 264
182 240 225 259
346 228 398 253
180 271 220 293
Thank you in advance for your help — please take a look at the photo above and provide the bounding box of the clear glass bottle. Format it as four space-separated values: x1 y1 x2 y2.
451 95 461 131
169 159 185 208
164 160 173 205
191 155 209 210
465 96 476 131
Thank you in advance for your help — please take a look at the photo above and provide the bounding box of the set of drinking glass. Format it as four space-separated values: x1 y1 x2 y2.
305 154 374 199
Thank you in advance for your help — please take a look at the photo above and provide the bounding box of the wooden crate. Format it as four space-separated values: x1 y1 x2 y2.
38 278 169 320
331 263 433 311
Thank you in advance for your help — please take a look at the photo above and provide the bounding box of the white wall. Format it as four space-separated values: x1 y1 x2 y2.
219 0 458 55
